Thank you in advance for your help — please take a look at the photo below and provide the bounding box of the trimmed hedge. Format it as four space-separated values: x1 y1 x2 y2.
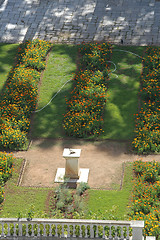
0 39 52 150
129 160 160 238
63 42 112 138
0 152 14 203
132 47 160 154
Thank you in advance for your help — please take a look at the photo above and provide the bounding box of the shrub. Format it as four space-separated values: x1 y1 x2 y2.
0 152 15 203
132 47 160 154
16 39 51 70
133 160 160 183
129 160 160 238
63 42 112 138
76 182 90 196
0 39 52 150
79 42 112 71
50 182 89 218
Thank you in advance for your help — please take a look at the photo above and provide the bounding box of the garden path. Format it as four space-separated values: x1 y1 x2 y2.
0 0 160 45
13 139 160 189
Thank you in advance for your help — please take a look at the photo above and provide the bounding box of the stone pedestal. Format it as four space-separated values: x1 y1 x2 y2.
63 148 81 179
55 148 89 184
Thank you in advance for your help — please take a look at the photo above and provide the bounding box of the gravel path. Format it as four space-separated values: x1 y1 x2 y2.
13 139 160 189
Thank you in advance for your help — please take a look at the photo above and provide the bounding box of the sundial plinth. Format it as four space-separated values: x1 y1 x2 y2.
63 148 81 179
55 148 89 184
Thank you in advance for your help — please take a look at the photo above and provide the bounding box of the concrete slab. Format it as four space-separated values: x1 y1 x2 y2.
55 168 89 183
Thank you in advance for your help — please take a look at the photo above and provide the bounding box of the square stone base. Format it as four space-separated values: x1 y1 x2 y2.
55 168 89 183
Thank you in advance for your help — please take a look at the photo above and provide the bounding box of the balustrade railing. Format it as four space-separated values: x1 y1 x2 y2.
0 218 144 239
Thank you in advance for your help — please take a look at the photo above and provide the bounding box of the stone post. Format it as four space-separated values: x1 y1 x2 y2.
131 220 144 240
63 148 81 179
146 237 156 240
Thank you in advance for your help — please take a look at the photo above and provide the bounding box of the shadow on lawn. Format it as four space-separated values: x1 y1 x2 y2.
0 43 17 73
30 45 145 153
100 46 144 141
51 44 79 66
0 43 18 93
31 83 131 155
30 44 79 142
30 88 69 139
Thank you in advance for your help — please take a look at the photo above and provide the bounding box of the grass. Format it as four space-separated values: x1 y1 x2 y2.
86 162 134 220
32 44 78 138
31 44 145 140
0 158 49 218
0 158 133 220
0 43 143 218
101 45 145 140
0 43 18 91
0 43 146 142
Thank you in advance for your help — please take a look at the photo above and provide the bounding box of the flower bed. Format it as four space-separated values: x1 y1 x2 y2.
132 47 160 154
0 152 15 203
129 160 160 238
63 42 112 138
0 39 52 150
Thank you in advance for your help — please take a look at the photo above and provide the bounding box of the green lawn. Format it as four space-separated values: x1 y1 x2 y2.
0 43 148 220
0 158 133 220
0 43 18 91
101 46 145 140
0 43 145 141
86 162 133 220
0 158 49 218
32 44 78 138
31 45 145 140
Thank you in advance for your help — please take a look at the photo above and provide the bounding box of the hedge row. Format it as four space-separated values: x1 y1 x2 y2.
63 42 112 138
0 152 14 203
0 39 52 150
132 47 160 154
129 160 160 237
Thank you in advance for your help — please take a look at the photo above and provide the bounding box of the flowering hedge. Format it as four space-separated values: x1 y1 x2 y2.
63 42 112 138
132 47 160 154
0 39 52 150
0 152 15 203
129 160 160 237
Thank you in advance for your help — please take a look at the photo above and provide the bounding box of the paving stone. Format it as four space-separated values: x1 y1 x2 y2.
0 0 160 44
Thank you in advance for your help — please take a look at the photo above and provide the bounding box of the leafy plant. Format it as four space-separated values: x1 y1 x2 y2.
0 39 52 150
132 46 160 154
76 182 90 196
0 152 14 203
50 181 90 218
63 42 111 138
129 160 160 238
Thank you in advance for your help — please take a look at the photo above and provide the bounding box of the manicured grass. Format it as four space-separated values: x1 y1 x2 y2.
86 162 133 220
0 43 146 141
0 158 133 220
0 158 49 218
0 43 18 91
101 46 145 140
32 44 78 138
31 45 145 140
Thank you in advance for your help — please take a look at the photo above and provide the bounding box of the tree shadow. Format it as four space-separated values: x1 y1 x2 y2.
0 0 159 158
0 43 18 77
29 44 145 152
0 0 5 5
50 44 79 66
93 139 132 156
30 84 93 148
100 47 144 142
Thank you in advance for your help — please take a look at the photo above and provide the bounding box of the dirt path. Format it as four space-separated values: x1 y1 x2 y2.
13 139 160 189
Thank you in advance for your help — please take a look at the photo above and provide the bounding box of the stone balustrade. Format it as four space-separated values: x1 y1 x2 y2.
0 218 145 239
